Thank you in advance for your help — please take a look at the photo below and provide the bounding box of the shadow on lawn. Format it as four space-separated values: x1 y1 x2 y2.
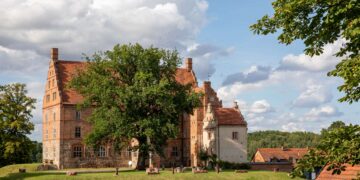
0 172 61 180
0 170 139 180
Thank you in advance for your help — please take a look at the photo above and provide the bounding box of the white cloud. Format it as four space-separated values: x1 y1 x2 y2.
293 84 333 108
0 0 209 58
222 65 272 86
277 39 344 72
281 122 305 132
304 105 343 120
186 43 235 80
0 46 47 73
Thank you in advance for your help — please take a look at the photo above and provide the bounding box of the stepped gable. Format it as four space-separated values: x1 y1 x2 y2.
214 108 247 126
257 148 308 160
56 60 197 105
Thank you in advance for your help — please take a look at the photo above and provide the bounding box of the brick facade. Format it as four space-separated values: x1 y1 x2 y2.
42 48 247 169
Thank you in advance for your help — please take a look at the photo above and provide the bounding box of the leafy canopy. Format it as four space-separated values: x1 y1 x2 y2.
291 122 360 177
0 83 36 167
69 44 201 167
251 0 360 103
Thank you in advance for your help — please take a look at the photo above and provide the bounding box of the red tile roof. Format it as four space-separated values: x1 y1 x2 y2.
214 108 246 126
57 60 87 104
56 60 196 104
317 164 360 180
175 68 197 86
256 148 308 162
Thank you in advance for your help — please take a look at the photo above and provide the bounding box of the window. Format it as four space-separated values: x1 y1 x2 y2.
171 146 178 157
232 132 238 140
75 127 81 138
53 128 56 138
76 111 81 120
46 94 50 102
73 146 82 157
98 146 106 157
53 112 56 121
48 81 50 89
45 130 48 139
208 132 211 139
45 148 48 158
52 92 56 101
45 113 48 123
52 79 55 87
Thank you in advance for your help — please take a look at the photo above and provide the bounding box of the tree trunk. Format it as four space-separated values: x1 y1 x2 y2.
135 138 148 170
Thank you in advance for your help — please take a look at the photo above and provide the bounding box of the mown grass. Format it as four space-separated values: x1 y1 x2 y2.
0 164 303 180
0 163 41 177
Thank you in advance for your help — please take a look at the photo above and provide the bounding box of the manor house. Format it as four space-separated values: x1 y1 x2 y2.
42 48 247 169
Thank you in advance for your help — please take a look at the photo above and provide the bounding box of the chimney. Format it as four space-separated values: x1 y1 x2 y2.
203 81 211 89
51 48 58 61
185 58 192 71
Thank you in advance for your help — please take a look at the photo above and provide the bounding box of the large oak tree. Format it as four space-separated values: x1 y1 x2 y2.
69 44 201 169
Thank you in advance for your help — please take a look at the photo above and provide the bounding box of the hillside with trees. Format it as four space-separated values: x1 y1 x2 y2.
247 131 321 160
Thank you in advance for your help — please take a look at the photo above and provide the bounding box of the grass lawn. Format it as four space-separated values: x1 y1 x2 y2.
0 164 303 180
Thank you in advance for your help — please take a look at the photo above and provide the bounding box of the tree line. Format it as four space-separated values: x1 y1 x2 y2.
247 130 321 160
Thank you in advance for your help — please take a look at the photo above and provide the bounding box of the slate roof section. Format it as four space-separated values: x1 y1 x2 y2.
214 108 247 126
256 148 308 161
55 60 197 104
317 164 360 180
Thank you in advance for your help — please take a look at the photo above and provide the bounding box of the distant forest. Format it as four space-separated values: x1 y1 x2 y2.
247 131 321 160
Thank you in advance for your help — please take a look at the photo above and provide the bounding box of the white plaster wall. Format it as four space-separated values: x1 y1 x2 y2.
218 126 247 163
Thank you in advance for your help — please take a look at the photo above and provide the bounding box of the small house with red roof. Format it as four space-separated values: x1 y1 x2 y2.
202 102 247 163
316 164 360 180
251 147 308 163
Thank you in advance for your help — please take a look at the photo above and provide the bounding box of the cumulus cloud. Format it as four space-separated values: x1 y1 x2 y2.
186 43 235 80
0 46 48 73
293 84 333 108
304 105 343 120
0 0 209 58
281 122 305 132
222 65 272 86
277 39 344 72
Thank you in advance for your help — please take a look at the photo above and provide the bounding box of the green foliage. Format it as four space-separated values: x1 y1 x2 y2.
291 121 360 177
198 149 210 167
69 43 201 169
31 142 42 163
0 83 36 167
251 0 360 103
328 56 360 103
247 131 320 160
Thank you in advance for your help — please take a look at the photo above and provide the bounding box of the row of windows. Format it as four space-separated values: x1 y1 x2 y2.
45 112 56 122
44 111 81 123
46 92 57 103
45 127 81 140
72 146 123 158
48 79 55 89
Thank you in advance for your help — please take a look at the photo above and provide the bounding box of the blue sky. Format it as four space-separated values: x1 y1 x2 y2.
0 0 358 141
